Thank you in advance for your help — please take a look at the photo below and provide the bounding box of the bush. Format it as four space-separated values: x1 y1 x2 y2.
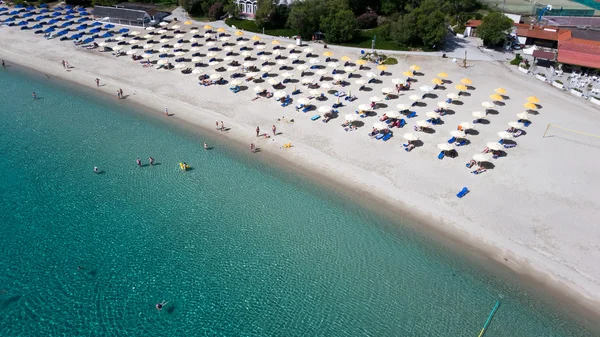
382 57 398 65
208 2 224 20
356 10 378 29
509 53 522 66
537 73 546 77
554 80 563 84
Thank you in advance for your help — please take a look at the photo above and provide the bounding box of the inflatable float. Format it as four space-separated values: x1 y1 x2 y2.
179 162 190 171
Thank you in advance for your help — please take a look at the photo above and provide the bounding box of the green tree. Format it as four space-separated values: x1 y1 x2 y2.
388 12 419 45
321 9 357 43
255 0 275 29
478 12 513 47
417 9 447 48
287 0 321 39
380 0 406 15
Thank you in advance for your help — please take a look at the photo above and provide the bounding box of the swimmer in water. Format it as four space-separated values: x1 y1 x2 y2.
32 92 37 99
203 142 208 150
156 300 167 311
136 158 142 166
149 157 154 166
94 167 99 173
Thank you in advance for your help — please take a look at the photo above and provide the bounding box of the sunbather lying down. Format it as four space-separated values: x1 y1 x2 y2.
472 167 487 175
404 143 415 152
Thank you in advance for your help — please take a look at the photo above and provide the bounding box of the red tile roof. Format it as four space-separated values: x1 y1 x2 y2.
516 27 559 41
533 50 556 60
558 38 600 68
465 20 482 28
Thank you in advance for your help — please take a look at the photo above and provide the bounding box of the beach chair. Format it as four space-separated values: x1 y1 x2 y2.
438 151 445 160
399 119 406 128
382 133 393 141
302 106 311 113
311 115 320 121
472 169 487 175
503 144 517 149
292 89 300 95
523 121 531 127
455 140 467 146
456 187 469 198
447 137 456 143
513 130 523 137
376 133 385 140
407 111 416 118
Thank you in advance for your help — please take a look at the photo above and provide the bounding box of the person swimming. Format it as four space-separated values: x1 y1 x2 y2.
203 142 208 150
149 157 154 166
156 300 167 311
94 167 99 173
136 158 142 166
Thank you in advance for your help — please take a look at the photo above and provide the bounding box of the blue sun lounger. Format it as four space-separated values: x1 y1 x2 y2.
456 187 469 198
438 151 445 160
399 119 406 128
447 137 456 143
407 111 416 118
311 115 320 121
302 106 311 113
376 133 385 140
382 133 393 141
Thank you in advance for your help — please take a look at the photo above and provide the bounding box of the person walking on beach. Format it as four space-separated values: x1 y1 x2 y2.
95 78 100 87
119 88 123 98
116 90 121 99
220 121 224 131
215 120 219 130
61 60 65 68
272 125 276 136
250 143 255 153
149 157 155 166
1 60 5 67
164 107 169 116
65 61 69 69
256 126 260 137
136 158 142 166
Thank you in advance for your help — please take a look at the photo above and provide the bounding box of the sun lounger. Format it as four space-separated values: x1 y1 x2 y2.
503 144 517 149
382 133 393 141
448 137 456 143
399 119 406 128
407 111 416 118
513 130 523 137
455 140 467 146
376 133 385 140
438 151 445 160
302 106 311 113
472 169 487 175
311 115 320 121
523 121 531 127
456 187 469 198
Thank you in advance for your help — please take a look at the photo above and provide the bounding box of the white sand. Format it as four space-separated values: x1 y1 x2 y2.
2 20 600 315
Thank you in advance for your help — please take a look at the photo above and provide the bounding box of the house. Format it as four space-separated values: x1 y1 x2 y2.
91 3 169 27
557 30 600 69
515 25 560 48
463 20 481 37
234 0 295 19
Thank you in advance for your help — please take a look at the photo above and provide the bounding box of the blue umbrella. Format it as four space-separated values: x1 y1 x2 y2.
58 29 69 35
66 10 76 14
23 13 33 17
83 37 94 43
15 4 24 8
40 9 49 13
70 34 81 40
40 4 49 8
89 28 100 33
44 27 55 33
9 10 20 15
65 15 74 19
32 23 42 28
52 12 61 17
54 7 64 11
77 17 88 22
78 7 86 11
0 8 8 12
101 32 112 38
65 5 73 9
48 19 58 24
80 12 89 16
26 6 35 11
4 17 15 22
92 22 102 26
104 24 115 29
61 22 71 27
118 28 129 33
18 21 27 26
35 16 45 21
77 25 87 30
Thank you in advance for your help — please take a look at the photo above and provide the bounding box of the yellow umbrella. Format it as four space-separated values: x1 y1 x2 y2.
323 51 333 57
409 65 420 71
217 27 225 33
341 56 351 61
490 94 503 101
251 35 260 41
272 40 280 45
234 30 244 36
527 96 540 103
377 65 388 71
437 72 448 78
495 87 507 95
184 20 192 25
402 71 413 77
455 84 468 91
431 78 443 85
356 59 367 65
460 78 472 85
203 25 212 29
523 102 537 109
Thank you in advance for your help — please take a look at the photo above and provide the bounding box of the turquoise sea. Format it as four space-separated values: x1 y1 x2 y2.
0 67 596 336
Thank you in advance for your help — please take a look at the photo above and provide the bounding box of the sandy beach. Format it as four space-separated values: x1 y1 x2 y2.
2 13 600 320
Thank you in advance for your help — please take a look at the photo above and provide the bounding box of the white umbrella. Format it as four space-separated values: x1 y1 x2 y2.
437 143 455 151
281 72 293 78
256 45 266 50
497 131 513 139
174 63 186 69
158 47 170 53
486 142 503 151
98 42 108 47
355 79 366 85
209 73 221 80
219 36 230 42
358 104 370 111
174 51 185 56
333 74 344 81
318 105 332 113
145 26 155 31
126 50 137 55
416 120 431 128
172 24 180 29
191 56 202 62
386 111 402 119
473 153 493 162
409 94 421 101
243 61 254 67
268 78 280 85
297 64 308 71
304 47 313 53
508 121 521 129
274 90 287 98
246 72 258 78
437 102 449 109
391 78 403 84
276 59 288 66
397 104 409 110
297 98 310 105
157 29 167 34
237 41 247 46
287 43 296 49
420 86 434 92
192 68 203 74
241 51 251 57
143 44 154 49
204 33 211 38
159 22 168 26
516 112 530 120
208 61 220 66
156 59 167 65
206 51 217 57
173 43 183 48
425 111 438 119
309 58 320 64
253 85 264 92
143 34 153 39
261 66 272 72
175 34 184 38
327 62 339 68
288 54 299 60
450 130 466 138
481 101 495 109
130 31 140 36
223 56 233 61
373 122 389 130
113 45 123 51
370 96 381 102
472 111 486 118
404 133 419 141
206 41 216 47
447 93 460 100
227 66 239 72
309 89 321 96
260 55 271 61
320 83 332 89
381 87 393 94
345 66 356 73
273 50 282 56
301 78 314 84
141 54 153 59
459 122 475 130
316 69 327 76
341 114 357 123
115 36 125 41
190 29 199 34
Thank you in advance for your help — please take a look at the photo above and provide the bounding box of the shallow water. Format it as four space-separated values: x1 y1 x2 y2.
0 67 596 336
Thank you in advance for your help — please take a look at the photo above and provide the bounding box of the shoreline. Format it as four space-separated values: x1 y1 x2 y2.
2 27 600 326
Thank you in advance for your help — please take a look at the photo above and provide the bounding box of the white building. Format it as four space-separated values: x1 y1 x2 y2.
234 0 295 18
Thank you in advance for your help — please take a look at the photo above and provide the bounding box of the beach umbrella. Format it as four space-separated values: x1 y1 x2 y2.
219 36 230 42
301 78 314 84
525 102 538 110
386 111 402 119
202 24 212 30
189 46 201 52
206 51 217 57
486 142 503 151
437 102 449 109
274 90 287 98
113 45 123 51
261 66 272 72
377 65 388 71
172 25 180 29
142 34 153 39
402 71 413 77
358 104 370 111
174 63 186 69
437 143 454 151
130 31 140 36
327 62 339 68
175 34 185 39
157 29 167 34
141 54 152 59
98 42 107 47
450 130 466 138
404 133 419 141
268 78 280 86
323 51 333 57
420 86 434 92
174 51 185 56
459 122 475 130
173 43 183 48
204 33 212 38
303 47 314 53
355 59 367 65
251 35 260 41
271 40 280 45
309 58 320 64
497 131 513 140
206 41 216 47
256 45 266 50
391 78 403 85
234 30 243 36
455 84 467 91
281 72 293 79
495 88 507 95
345 66 357 73
472 111 486 118
460 78 472 85
330 74 342 82
381 87 393 94
354 79 367 85
241 51 251 57
345 114 359 122
226 66 239 72
259 55 271 61
309 89 321 96
516 112 529 120
156 59 167 65
341 56 351 61
208 61 220 66
490 94 503 101
397 104 409 111
481 101 495 109
527 96 540 103
273 50 282 56
370 96 382 102
184 20 192 25
473 153 492 163
283 43 294 49
437 72 448 78
320 83 332 89
237 41 247 46
288 54 299 60
143 44 154 49
508 121 521 129
216 27 225 33
431 78 443 85
409 94 421 101
158 47 170 53
425 111 438 118
159 22 168 26
115 36 125 41
365 72 376 78
373 122 388 130
190 28 199 33
318 105 332 113
145 26 155 31
209 73 221 80
230 79 242 86
315 69 327 76
297 64 308 71
446 93 460 100
242 61 254 68
296 98 310 105
409 65 420 71
190 38 198 43
246 72 258 78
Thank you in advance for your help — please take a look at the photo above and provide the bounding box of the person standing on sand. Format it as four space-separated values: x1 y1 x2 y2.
220 121 224 131
272 125 276 136
61 60 65 68
216 120 219 130
256 126 260 137
119 88 123 98
250 143 255 153
164 107 169 116
1 60 5 67
116 90 121 99
95 78 100 87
